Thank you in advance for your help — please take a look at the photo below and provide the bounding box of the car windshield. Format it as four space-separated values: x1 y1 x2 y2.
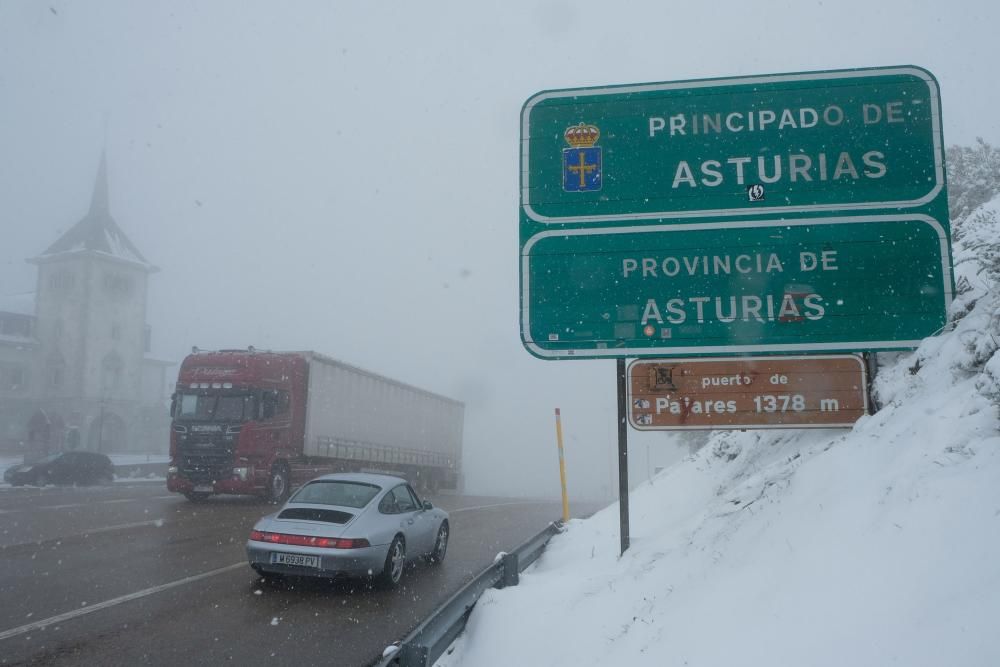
289 481 381 508
174 393 254 422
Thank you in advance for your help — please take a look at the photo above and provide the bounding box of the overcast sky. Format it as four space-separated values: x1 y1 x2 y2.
1 0 997 499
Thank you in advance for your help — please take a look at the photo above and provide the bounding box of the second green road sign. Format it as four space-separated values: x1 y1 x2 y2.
519 66 953 359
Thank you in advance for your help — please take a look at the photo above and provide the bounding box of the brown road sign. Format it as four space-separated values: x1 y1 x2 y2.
627 355 869 430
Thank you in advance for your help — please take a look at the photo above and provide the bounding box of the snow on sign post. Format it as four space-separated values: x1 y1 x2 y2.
627 355 869 430
519 66 953 359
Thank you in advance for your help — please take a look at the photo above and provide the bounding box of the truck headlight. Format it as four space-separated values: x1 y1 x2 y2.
167 465 179 475
232 466 250 481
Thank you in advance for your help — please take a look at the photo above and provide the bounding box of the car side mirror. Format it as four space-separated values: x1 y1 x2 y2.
423 500 433 510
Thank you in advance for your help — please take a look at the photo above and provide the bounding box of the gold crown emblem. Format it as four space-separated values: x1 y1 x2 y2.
564 122 600 148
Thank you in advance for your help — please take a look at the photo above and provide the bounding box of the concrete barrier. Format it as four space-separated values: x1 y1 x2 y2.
114 462 168 479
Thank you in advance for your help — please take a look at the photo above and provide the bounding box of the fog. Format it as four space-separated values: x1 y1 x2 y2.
2 0 998 501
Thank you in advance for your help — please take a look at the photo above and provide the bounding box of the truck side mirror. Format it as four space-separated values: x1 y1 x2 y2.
169 393 178 418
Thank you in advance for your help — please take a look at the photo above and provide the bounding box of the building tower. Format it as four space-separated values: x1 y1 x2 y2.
27 153 160 452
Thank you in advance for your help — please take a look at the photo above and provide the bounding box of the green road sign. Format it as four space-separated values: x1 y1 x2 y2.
519 66 952 359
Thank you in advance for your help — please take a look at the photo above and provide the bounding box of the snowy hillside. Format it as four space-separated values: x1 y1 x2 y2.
438 198 1000 667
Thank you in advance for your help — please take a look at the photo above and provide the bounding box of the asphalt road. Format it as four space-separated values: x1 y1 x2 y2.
0 482 595 666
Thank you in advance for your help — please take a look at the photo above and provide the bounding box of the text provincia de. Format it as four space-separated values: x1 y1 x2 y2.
624 250 838 326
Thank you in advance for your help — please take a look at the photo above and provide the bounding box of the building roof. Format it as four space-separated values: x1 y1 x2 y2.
33 153 154 271
0 292 35 316
0 334 37 348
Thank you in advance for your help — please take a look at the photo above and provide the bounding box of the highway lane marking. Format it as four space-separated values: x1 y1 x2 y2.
0 495 177 512
40 495 176 510
81 519 166 535
0 520 168 551
449 500 554 514
0 562 246 643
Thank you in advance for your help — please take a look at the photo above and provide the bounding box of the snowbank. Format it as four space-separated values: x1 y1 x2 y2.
438 198 1000 666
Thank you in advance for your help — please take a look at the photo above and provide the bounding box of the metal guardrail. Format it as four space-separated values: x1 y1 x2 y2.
375 520 564 667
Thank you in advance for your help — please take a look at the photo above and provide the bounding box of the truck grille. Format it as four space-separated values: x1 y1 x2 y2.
178 435 231 482
179 454 231 483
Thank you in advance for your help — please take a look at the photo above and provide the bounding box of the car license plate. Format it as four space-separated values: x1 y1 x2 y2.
193 485 213 493
271 552 320 568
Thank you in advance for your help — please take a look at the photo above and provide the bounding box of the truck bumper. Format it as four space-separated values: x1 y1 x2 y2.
167 473 261 495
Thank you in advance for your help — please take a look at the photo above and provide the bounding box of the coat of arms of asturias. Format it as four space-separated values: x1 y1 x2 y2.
562 122 602 192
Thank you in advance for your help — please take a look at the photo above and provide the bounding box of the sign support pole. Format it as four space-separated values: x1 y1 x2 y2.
554 408 570 523
617 358 630 555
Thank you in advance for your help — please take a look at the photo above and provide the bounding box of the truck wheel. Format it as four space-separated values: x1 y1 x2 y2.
266 464 290 504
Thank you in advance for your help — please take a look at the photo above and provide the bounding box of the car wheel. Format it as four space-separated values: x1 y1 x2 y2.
35 473 50 487
376 536 406 589
428 520 449 565
99 472 114 486
183 491 211 502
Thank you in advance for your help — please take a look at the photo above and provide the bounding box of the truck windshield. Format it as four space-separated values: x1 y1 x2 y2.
175 393 254 422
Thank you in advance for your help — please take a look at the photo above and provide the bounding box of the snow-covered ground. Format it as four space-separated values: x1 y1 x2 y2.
437 200 1000 666
106 454 170 465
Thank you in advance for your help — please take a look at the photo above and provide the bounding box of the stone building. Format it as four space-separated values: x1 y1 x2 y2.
0 155 172 457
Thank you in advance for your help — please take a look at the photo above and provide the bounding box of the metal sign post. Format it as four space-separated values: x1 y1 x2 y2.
617 358 630 555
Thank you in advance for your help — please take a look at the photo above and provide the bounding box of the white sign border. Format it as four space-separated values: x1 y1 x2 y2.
520 214 953 359
521 66 944 224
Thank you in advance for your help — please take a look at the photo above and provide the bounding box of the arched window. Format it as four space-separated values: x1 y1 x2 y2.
101 352 124 393
47 353 66 389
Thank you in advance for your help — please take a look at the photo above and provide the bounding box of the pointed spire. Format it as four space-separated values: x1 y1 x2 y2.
89 149 109 216
32 151 154 271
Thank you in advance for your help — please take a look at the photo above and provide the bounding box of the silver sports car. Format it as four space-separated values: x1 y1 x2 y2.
246 472 449 588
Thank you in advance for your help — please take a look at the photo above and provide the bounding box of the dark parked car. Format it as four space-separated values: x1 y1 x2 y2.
3 451 115 487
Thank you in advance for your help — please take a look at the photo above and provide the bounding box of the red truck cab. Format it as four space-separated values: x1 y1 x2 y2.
167 349 307 501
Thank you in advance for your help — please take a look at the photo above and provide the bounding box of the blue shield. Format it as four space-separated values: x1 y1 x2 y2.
562 147 602 192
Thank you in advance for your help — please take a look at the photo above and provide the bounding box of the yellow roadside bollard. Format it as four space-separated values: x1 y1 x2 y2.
554 408 570 523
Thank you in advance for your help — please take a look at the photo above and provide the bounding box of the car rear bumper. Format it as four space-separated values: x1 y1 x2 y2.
246 541 389 578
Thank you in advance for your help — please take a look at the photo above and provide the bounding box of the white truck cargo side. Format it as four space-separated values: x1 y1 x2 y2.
300 352 464 468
